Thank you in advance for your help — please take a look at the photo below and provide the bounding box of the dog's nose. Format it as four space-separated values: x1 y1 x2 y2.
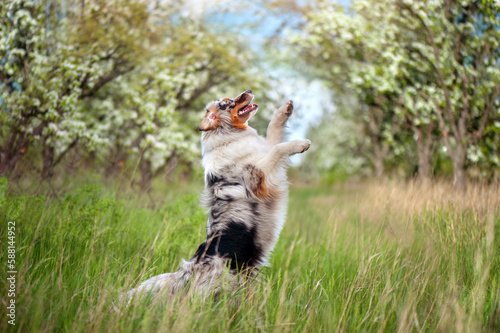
245 90 252 94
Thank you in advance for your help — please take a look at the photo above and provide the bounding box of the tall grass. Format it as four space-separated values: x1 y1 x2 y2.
1 178 499 332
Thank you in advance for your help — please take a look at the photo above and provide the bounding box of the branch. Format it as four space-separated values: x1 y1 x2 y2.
405 113 417 133
174 82 186 104
424 121 435 153
474 85 500 143
53 138 79 167
172 59 214 108
22 56 30 90
366 104 383 137
457 71 472 141
475 41 491 72
79 62 134 99
0 72 14 90
416 89 453 154
79 71 90 90
400 3 459 139
177 72 228 110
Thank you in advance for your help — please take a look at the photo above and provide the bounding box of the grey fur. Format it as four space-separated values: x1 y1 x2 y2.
122 91 310 306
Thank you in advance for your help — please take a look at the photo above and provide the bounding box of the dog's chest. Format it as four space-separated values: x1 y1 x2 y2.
202 139 268 176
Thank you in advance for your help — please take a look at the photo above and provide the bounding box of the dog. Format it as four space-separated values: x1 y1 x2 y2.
124 90 310 303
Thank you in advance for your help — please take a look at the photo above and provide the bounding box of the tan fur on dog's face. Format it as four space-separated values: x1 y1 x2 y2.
199 90 258 132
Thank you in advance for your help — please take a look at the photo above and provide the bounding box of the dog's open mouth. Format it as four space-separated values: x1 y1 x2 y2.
238 104 258 116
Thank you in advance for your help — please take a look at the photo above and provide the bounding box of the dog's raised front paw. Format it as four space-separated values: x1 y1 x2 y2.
284 100 293 116
277 100 293 120
298 139 311 153
289 139 311 155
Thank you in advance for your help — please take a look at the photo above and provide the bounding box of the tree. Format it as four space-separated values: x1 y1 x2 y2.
302 99 370 181
0 0 161 179
0 0 56 177
286 0 500 186
87 19 272 191
288 1 423 179
0 0 274 189
394 0 500 189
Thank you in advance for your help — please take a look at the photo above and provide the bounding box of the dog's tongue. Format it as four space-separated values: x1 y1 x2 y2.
244 104 258 112
239 104 258 116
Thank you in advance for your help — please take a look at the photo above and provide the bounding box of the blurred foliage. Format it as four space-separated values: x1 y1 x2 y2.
0 0 275 190
284 0 500 186
1 0 500 188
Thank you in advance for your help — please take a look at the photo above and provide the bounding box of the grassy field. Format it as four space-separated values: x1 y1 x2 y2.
1 177 499 332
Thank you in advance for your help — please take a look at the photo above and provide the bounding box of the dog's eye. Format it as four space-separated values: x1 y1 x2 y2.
205 109 209 113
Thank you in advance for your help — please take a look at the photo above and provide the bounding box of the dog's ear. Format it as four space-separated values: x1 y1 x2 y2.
218 98 233 111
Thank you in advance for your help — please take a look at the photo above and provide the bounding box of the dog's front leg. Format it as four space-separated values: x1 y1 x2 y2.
256 140 311 175
266 101 294 146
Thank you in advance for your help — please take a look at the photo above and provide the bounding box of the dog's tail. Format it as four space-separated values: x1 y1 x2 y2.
114 257 237 310
128 271 189 298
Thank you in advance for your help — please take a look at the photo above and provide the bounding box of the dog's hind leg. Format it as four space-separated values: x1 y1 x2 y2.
266 101 293 146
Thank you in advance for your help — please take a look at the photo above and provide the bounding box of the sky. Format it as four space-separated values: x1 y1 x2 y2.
183 0 350 162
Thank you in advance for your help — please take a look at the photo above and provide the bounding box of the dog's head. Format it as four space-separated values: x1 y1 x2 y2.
199 90 258 132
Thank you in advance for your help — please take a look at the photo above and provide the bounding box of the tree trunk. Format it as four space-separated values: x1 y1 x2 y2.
0 150 22 177
414 125 434 182
0 130 27 177
417 151 432 181
1 122 45 178
369 138 387 178
105 144 128 178
41 144 55 180
366 105 388 178
373 158 385 178
452 145 467 190
140 159 153 192
161 153 178 180
180 161 194 182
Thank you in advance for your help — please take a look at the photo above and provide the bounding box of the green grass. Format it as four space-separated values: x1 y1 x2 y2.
0 178 499 332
